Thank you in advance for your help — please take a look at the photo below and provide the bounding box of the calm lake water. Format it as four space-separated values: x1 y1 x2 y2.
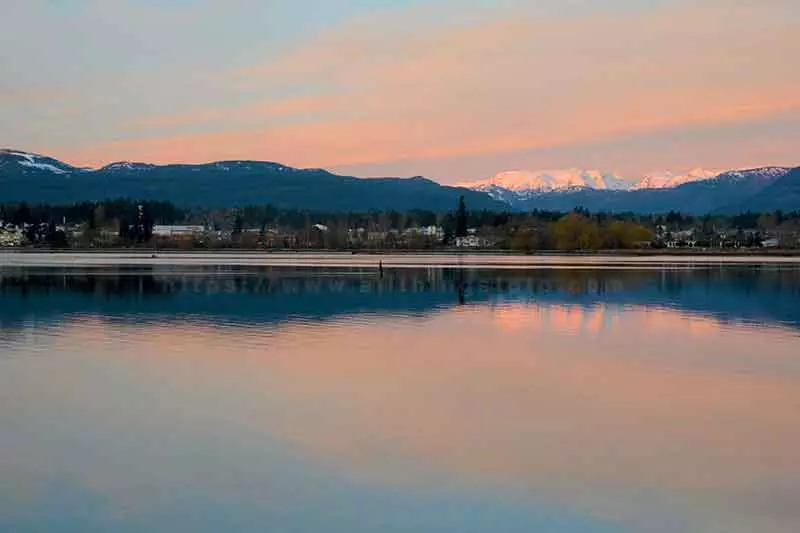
1 263 799 533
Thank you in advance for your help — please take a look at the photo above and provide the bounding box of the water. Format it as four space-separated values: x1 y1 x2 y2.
1 264 799 533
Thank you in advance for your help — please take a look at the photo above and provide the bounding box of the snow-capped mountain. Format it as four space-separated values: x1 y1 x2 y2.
100 161 157 172
460 167 726 202
0 148 502 211
3 148 796 213
459 169 634 194
630 168 720 190
460 166 794 213
0 149 79 174
714 166 790 183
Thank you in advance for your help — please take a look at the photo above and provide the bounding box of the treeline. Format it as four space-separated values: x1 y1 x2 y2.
0 200 171 247
3 198 799 232
0 200 181 228
2 199 800 250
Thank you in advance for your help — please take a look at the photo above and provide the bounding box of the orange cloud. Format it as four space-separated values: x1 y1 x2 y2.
131 94 336 129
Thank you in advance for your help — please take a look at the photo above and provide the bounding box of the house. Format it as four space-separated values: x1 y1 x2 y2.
153 225 206 238
367 231 388 242
404 225 444 240
455 235 493 249
664 229 697 248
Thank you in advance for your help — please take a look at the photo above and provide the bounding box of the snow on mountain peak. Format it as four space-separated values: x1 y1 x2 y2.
718 166 791 182
1 149 36 163
457 166 733 203
459 168 634 194
460 167 729 196
1 149 71 174
101 161 155 171
630 168 720 190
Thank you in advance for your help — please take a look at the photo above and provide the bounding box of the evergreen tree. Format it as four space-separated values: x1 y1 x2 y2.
118 220 131 243
142 208 154 242
455 196 468 238
12 202 31 226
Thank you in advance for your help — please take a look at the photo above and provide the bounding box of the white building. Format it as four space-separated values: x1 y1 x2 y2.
455 235 492 248
405 226 444 240
152 225 206 238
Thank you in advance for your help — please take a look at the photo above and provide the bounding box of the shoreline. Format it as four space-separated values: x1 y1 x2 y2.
3 247 800 256
2 250 800 268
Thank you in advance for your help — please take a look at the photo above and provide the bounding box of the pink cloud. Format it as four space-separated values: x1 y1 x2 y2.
60 2 799 175
45 305 800 533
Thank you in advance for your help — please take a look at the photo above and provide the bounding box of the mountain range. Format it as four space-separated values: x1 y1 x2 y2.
1 149 798 213
458 167 720 196
0 149 502 212
460 167 798 214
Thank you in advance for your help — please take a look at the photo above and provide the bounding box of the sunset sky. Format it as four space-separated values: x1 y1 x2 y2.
1 0 798 183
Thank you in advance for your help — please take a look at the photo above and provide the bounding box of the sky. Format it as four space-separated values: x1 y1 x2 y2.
0 0 798 183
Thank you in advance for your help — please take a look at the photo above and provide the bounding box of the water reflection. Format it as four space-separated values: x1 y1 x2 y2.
2 266 800 332
1 266 799 533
